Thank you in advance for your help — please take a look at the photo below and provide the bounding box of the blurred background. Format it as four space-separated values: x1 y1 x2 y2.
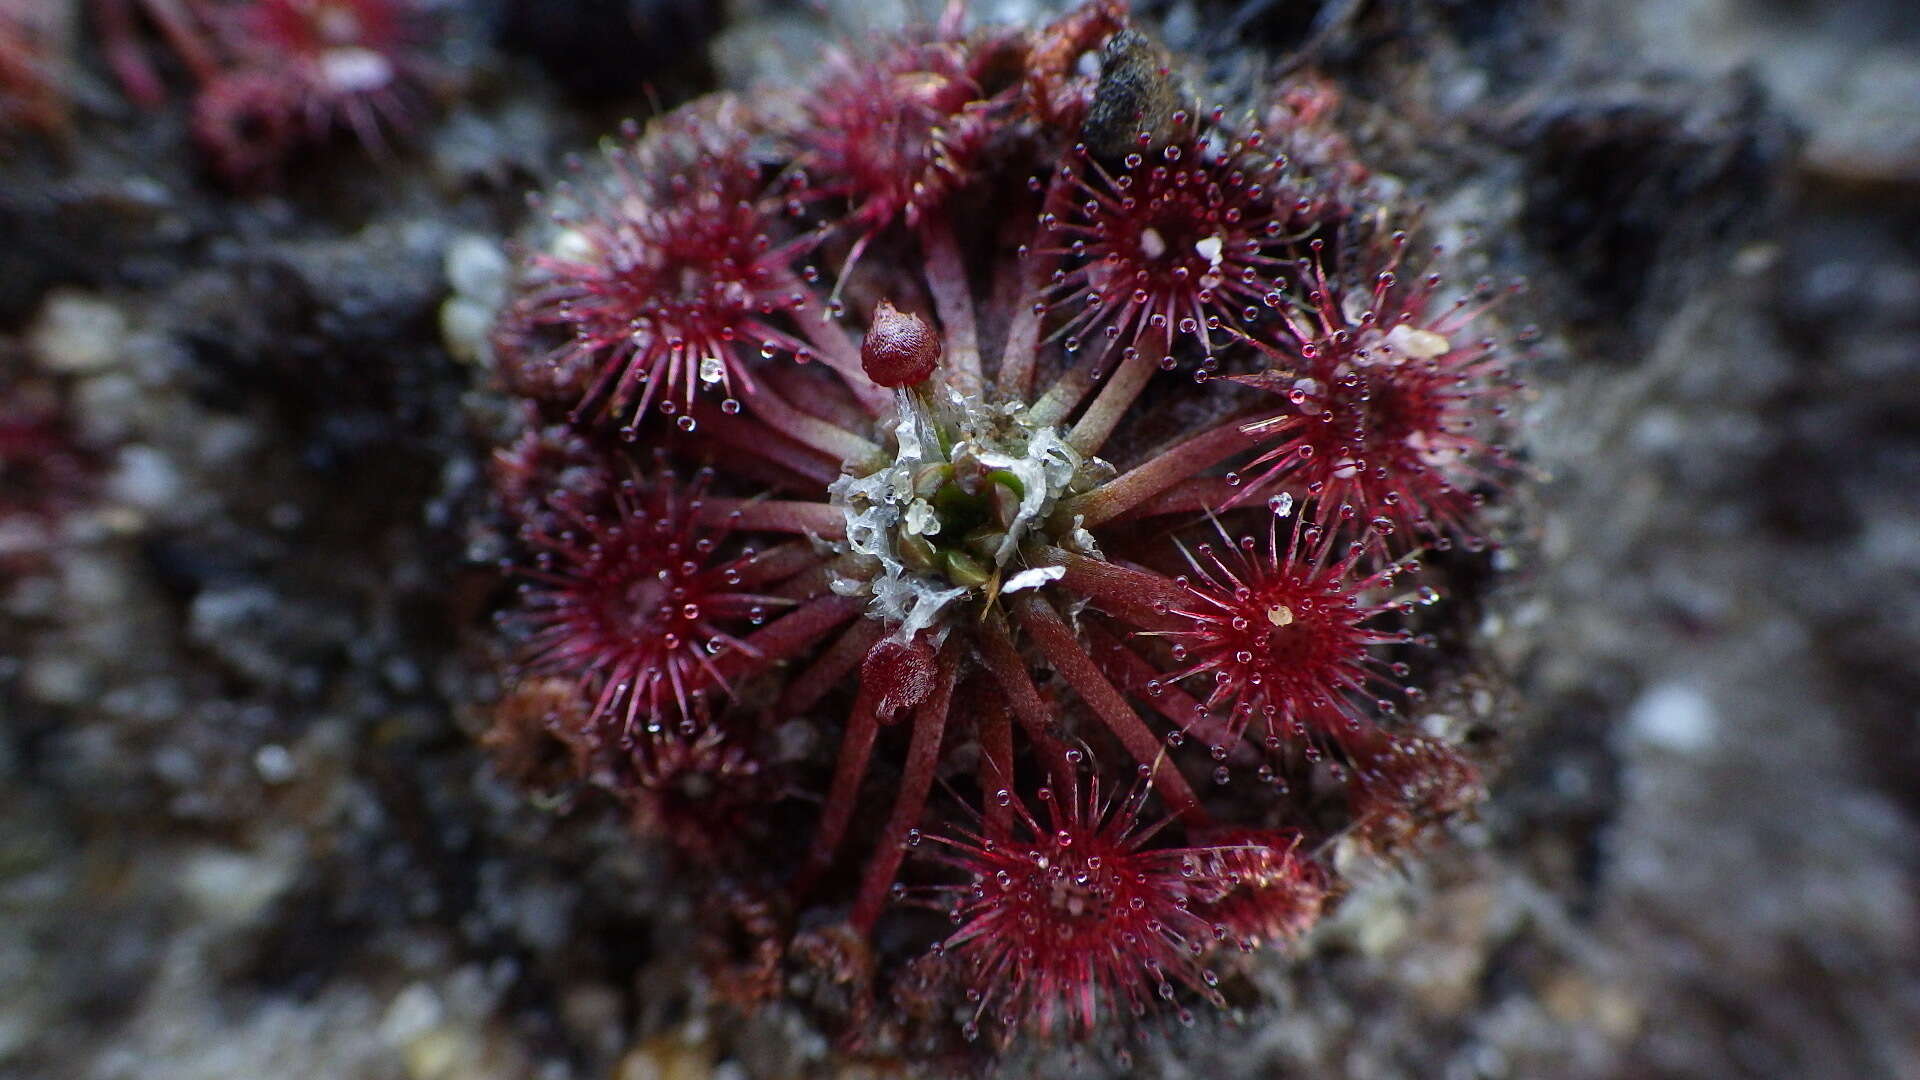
1 0 1915 1077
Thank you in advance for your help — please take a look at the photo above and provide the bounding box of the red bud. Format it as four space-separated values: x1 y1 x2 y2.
861 300 940 388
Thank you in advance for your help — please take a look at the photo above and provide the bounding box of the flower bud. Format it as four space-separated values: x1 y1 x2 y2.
861 300 941 388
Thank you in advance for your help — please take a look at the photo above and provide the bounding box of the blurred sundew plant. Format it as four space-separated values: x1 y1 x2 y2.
0 0 445 184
